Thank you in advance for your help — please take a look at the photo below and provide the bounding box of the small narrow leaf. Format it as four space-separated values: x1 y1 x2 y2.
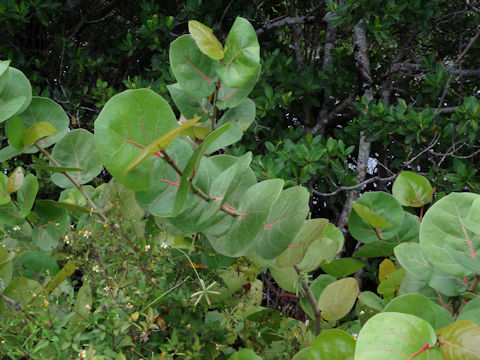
22 121 58 146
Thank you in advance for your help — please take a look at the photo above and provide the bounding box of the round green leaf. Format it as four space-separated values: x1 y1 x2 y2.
428 269 468 296
229 348 262 360
94 89 178 191
355 313 441 360
348 192 404 243
217 17 260 88
169 34 218 98
458 297 480 326
318 278 359 321
392 171 433 207
395 211 420 243
32 200 69 251
0 173 11 205
50 129 103 188
167 83 212 122
216 66 260 110
254 186 310 259
383 294 453 330
0 277 42 311
207 98 256 153
17 174 38 218
0 67 32 122
353 242 397 258
275 219 329 267
6 115 27 148
420 192 480 277
308 329 356 360
188 20 224 60
321 258 366 278
438 320 480 360
12 97 68 152
395 242 433 282
269 266 298 293
207 179 284 257
13 251 59 279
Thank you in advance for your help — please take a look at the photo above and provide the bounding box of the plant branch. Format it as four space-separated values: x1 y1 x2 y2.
0 293 23 310
313 174 397 197
294 264 321 336
34 143 137 251
160 149 241 217
457 274 480 314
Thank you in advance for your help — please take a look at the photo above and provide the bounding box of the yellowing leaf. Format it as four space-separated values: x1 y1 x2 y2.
379 258 396 283
188 20 224 60
7 166 24 193
22 121 58 146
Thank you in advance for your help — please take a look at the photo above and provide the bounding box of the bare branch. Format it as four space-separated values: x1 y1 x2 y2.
256 12 328 36
313 174 398 197
394 63 480 78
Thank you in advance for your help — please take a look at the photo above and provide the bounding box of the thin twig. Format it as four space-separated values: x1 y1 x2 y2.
0 294 23 310
313 174 397 197
294 264 321 336
34 144 137 251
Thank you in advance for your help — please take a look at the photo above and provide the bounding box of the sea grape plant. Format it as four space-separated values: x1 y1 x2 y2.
0 16 479 360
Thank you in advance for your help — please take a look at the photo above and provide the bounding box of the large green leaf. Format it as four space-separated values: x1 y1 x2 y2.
216 66 260 110
217 17 260 88
94 89 178 191
68 283 92 336
0 60 10 90
399 271 445 306
383 294 452 330
395 242 434 282
428 269 468 297
320 258 366 278
207 179 284 257
14 97 69 153
0 277 42 311
308 329 355 360
353 242 397 258
318 278 359 321
269 265 298 293
392 171 433 207
229 348 262 360
50 129 103 188
356 291 385 326
135 138 194 217
254 186 310 259
207 98 256 153
0 247 13 293
188 20 224 60
348 192 404 243
458 297 480 326
17 174 38 218
0 173 11 205
167 83 212 122
0 67 32 122
438 320 480 360
6 115 27 148
420 192 480 277
22 121 58 146
275 219 329 267
355 313 441 360
13 251 59 279
395 211 420 242
32 200 69 251
169 34 218 98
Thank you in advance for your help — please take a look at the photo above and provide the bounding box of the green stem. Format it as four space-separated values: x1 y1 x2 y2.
294 264 321 336
34 143 138 251
9 197 34 228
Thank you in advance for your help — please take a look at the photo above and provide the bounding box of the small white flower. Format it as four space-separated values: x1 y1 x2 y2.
84 304 91 311
12 226 20 231
103 286 110 292
257 331 261 338
126 302 133 309
70 224 75 230
63 236 70 244
305 319 310 326
135 289 141 295
215 344 222 350
161 242 168 249
144 244 151 252
83 230 92 238
359 310 365 315
352 333 358 340
79 350 86 358
92 265 100 273
55 222 60 227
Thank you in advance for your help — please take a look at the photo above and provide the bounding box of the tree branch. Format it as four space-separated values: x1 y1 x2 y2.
393 62 480 78
336 19 373 233
256 12 327 36
313 174 397 197
294 264 321 336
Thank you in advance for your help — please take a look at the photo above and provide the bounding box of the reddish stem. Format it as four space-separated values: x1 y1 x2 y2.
407 344 430 360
